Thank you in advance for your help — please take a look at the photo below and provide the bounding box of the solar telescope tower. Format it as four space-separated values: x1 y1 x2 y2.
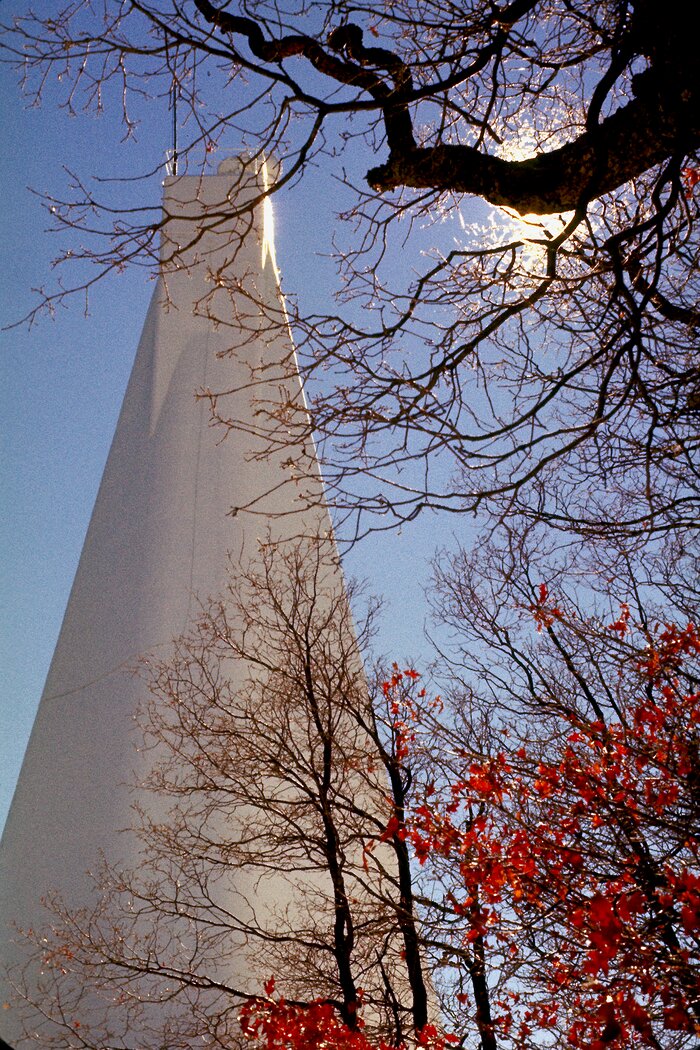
0 158 341 1047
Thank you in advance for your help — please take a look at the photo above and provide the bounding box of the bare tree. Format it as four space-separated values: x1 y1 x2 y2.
11 536 433 1049
2 0 699 544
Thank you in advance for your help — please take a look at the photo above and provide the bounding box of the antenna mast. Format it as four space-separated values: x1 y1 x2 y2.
170 80 178 176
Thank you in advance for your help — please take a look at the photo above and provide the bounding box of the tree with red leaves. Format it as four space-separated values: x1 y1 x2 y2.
241 588 699 1050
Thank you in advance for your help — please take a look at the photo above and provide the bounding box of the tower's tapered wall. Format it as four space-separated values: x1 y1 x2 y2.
0 159 339 1046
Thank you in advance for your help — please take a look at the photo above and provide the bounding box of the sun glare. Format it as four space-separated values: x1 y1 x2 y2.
260 158 280 279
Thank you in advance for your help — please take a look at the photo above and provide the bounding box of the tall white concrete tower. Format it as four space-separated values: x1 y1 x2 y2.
0 158 351 1047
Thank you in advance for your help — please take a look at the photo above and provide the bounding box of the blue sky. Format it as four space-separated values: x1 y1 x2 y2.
0 24 472 834
0 72 150 832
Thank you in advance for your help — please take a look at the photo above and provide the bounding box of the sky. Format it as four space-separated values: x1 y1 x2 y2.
0 14 472 835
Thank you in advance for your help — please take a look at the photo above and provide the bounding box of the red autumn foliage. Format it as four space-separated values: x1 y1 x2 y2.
681 165 700 197
528 582 566 632
239 992 457 1050
241 608 699 1050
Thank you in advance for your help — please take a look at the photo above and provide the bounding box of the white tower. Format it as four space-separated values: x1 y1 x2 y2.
0 159 349 1047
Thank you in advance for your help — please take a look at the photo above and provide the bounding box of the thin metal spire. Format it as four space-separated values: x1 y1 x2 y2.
170 79 178 176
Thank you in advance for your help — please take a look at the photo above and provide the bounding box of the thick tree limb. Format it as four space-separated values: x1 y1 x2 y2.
368 91 700 213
